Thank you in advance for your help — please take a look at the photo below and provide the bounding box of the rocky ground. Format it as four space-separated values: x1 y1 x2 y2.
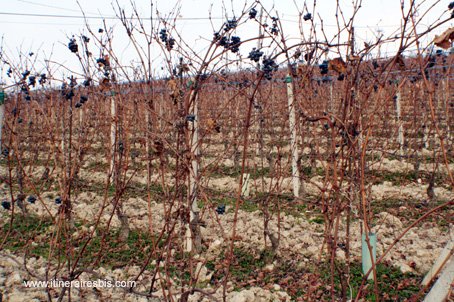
0 143 453 301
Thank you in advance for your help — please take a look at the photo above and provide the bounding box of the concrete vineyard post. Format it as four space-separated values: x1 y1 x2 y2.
285 75 301 198
241 173 250 197
362 232 377 281
0 86 4 151
443 79 451 143
110 92 116 177
254 8 264 157
395 91 404 155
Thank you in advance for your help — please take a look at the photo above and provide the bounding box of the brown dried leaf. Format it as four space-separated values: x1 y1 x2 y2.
395 55 406 69
100 77 110 90
329 57 347 74
433 27 454 49
104 54 110 67
206 118 221 133
167 79 178 97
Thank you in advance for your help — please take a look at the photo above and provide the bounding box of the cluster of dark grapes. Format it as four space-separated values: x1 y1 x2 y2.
83 78 91 87
68 38 78 53
249 8 257 19
66 90 75 100
213 32 221 43
216 204 226 215
159 28 175 50
27 196 36 204
165 34 176 49
248 48 264 62
82 35 90 43
216 35 241 53
19 71 33 100
96 57 107 67
319 60 329 75
449 2 454 17
1 200 10 210
159 28 168 42
60 82 74 100
55 197 62 204
39 74 47 85
372 60 379 69
117 141 125 155
1 147 9 157
75 95 88 109
224 18 237 31
271 17 279 35
303 13 312 21
28 75 36 87
216 35 228 46
436 49 448 72
69 76 77 88
262 57 279 80
6 68 12 77
22 70 30 79
230 36 241 53
186 114 196 122
426 55 436 69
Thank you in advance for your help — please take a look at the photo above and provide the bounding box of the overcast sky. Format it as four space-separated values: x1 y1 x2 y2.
0 0 453 85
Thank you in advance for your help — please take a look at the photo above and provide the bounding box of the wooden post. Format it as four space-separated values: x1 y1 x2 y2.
186 81 201 253
285 75 301 198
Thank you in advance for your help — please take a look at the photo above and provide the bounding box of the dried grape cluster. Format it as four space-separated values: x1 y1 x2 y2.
248 48 264 62
249 8 257 19
1 200 10 210
75 95 88 108
372 60 379 69
319 60 329 75
224 18 237 31
303 13 312 21
159 28 175 51
216 204 226 215
28 75 36 87
271 17 279 35
229 36 241 53
39 74 47 85
27 196 36 204
262 57 279 80
68 38 78 53
214 34 241 54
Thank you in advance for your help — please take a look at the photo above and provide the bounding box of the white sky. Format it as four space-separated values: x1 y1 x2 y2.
0 0 453 84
